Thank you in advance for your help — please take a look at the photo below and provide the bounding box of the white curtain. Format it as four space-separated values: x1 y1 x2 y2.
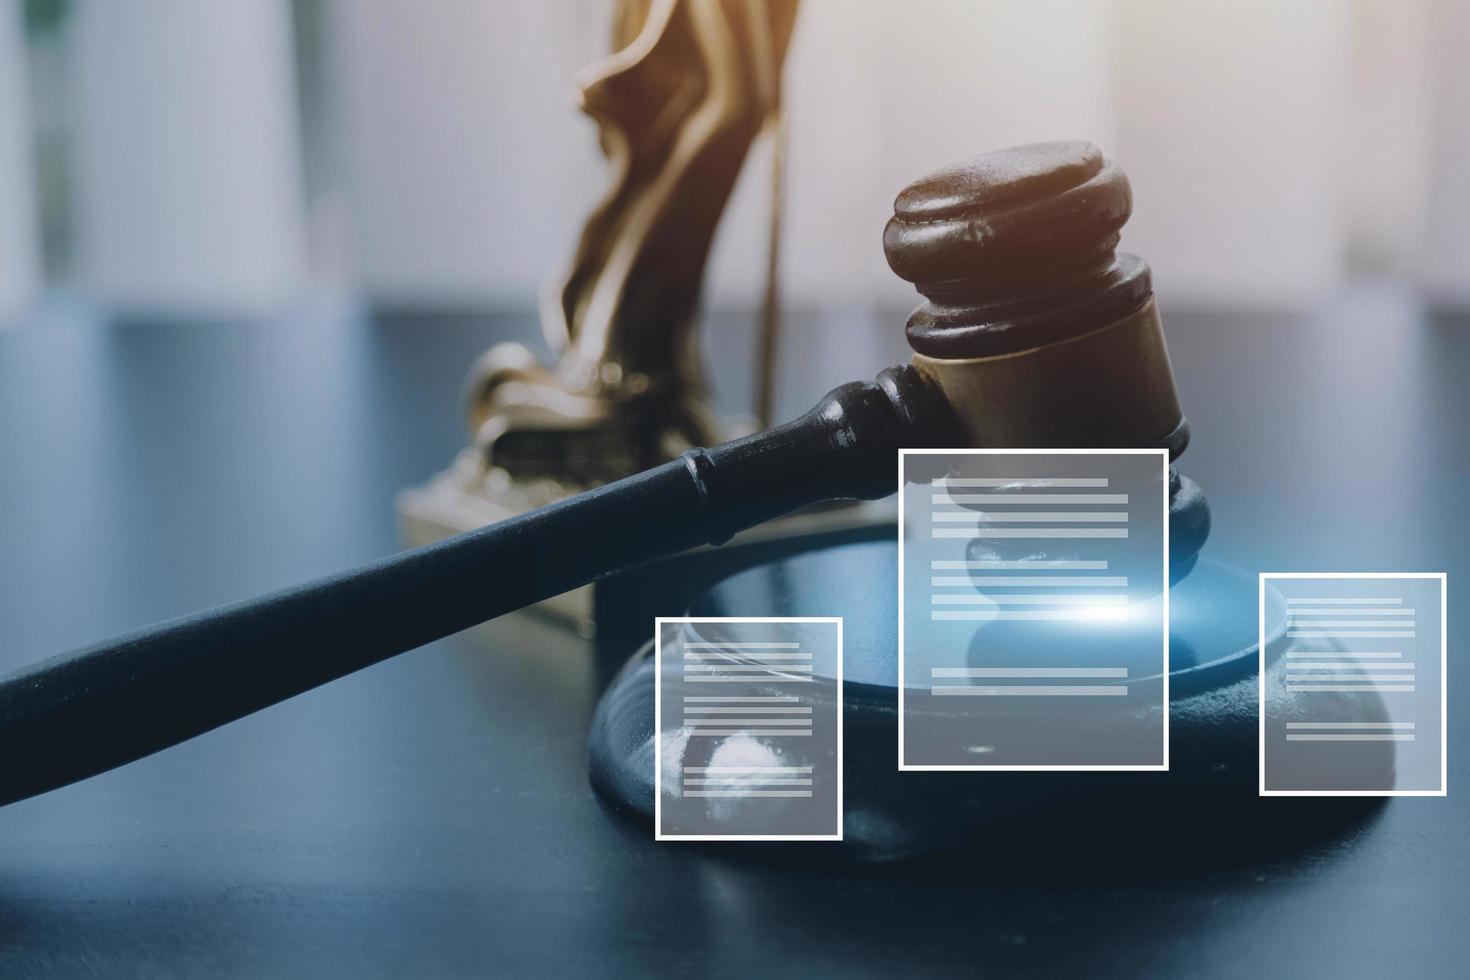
3 0 1467 318
0 0 38 324
1422 0 1470 303
326 0 605 308
327 0 1466 313
68 0 305 315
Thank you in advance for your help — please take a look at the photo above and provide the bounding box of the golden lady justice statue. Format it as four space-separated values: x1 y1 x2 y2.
401 0 875 624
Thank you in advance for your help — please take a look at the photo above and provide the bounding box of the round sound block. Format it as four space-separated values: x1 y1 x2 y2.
589 540 1391 862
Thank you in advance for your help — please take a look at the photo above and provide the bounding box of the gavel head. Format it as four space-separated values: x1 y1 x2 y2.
883 141 1189 459
883 140 1207 575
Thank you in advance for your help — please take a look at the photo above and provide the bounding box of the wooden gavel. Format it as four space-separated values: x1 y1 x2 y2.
0 141 1210 806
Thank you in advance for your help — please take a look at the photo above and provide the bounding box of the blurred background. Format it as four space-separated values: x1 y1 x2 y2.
0 0 1467 368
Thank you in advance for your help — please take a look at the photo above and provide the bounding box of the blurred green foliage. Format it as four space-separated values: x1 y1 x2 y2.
24 0 68 36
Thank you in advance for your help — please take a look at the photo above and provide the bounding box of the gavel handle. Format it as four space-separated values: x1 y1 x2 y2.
0 367 952 806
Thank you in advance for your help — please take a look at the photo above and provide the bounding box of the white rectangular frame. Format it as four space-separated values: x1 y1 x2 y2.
654 616 844 841
897 448 1171 772
1259 571 1448 797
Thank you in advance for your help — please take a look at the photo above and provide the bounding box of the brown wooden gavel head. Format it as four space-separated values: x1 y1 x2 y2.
884 140 1190 459
881 140 1207 574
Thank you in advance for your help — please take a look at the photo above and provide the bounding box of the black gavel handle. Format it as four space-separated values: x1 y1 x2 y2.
0 367 953 807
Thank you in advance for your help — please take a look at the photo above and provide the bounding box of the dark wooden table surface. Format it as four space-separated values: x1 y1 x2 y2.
0 290 1465 977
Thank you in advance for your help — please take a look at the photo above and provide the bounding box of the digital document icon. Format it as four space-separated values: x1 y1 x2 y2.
1260 573 1447 796
898 449 1169 770
654 617 842 840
